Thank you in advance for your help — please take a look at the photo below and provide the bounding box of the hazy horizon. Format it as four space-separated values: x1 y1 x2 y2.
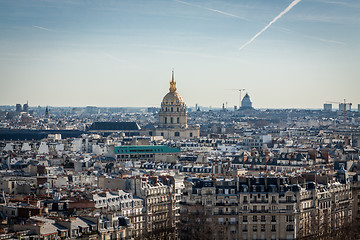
1 0 359 109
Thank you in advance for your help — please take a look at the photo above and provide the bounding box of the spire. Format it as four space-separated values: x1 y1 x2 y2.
169 68 177 92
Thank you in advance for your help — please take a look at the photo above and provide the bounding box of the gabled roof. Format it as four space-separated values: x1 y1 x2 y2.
88 122 141 131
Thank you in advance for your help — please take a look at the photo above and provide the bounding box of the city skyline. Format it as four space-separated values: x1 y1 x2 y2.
1 0 359 108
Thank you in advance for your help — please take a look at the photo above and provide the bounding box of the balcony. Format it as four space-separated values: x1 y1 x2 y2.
216 211 236 215
250 200 269 204
279 199 296 204
250 210 269 213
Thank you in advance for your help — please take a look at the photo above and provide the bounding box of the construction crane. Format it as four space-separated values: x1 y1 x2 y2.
326 99 352 123
231 88 245 109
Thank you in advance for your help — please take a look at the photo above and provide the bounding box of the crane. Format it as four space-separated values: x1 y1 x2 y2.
326 99 352 123
231 88 245 109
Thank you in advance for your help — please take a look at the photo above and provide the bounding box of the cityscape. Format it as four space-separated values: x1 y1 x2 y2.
1 0 360 240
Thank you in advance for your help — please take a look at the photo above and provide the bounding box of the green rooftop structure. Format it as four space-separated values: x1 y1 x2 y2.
114 145 180 162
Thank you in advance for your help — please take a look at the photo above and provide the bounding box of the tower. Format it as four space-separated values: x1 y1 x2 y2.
45 106 49 117
158 70 187 128
154 70 199 139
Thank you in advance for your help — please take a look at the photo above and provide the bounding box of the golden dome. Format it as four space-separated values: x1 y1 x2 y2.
162 92 184 106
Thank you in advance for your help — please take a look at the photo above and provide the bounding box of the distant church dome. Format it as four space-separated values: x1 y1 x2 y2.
241 93 253 109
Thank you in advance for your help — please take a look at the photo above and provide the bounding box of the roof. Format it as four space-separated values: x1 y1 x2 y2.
88 122 141 131
114 145 180 154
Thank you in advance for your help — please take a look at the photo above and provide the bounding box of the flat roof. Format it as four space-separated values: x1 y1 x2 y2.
114 145 180 154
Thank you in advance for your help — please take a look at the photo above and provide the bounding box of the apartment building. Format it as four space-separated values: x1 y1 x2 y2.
180 174 353 240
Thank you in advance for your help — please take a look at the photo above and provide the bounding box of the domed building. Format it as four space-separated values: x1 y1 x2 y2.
240 93 253 110
154 70 199 139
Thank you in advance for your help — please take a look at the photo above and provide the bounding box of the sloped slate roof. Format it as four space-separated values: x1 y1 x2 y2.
88 122 141 131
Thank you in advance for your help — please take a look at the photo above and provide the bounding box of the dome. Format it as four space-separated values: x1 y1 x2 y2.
160 70 185 110
158 70 187 128
162 92 184 106
241 93 253 109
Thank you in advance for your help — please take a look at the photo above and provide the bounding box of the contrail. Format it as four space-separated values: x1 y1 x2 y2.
174 0 248 21
32 25 56 32
239 0 301 51
306 36 345 45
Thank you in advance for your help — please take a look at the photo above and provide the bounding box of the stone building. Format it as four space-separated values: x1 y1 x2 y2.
152 70 199 139
179 175 353 240
97 175 180 239
92 190 145 238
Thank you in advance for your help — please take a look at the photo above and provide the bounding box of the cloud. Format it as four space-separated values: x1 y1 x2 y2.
32 25 56 32
174 0 248 21
239 0 301 51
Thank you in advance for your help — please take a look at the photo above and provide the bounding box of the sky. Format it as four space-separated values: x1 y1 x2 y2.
0 0 359 109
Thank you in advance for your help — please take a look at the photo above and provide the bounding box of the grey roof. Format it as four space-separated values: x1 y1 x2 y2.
88 122 141 131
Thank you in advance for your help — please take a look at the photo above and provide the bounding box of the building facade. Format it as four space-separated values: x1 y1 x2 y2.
153 70 199 139
180 176 353 240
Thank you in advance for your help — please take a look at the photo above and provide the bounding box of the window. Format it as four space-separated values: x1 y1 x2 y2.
190 132 193 137
244 196 248 203
243 216 247 222
261 216 265 222
164 117 167 124
253 216 257 222
261 225 265 232
161 132 164 136
177 117 179 123
243 225 248 232
175 132 180 137
286 225 294 231
177 107 179 111
271 216 276 222
271 225 276 232
171 107 173 112
253 225 257 231
171 117 173 123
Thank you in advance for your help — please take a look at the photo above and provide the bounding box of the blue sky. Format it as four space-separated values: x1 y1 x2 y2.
0 0 359 109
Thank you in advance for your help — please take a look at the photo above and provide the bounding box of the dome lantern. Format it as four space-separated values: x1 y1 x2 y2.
169 69 177 93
